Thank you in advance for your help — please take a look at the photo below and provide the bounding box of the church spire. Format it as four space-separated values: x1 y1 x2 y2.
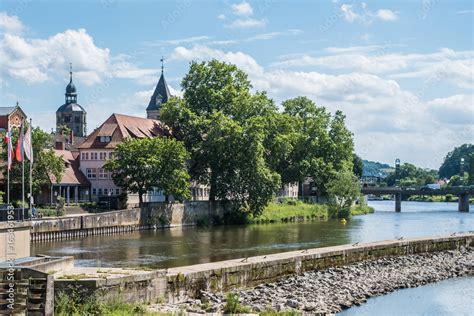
65 63 77 104
160 56 165 74
146 57 171 120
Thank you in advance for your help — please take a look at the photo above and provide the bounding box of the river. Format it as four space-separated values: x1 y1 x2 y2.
32 200 473 268
31 200 474 314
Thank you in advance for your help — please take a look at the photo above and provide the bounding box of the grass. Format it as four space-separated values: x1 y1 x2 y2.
350 204 375 216
251 199 374 223
223 293 252 314
55 289 163 316
251 200 329 224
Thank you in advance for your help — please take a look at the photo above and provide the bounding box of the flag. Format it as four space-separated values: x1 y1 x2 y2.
23 125 33 162
15 123 24 162
5 129 13 170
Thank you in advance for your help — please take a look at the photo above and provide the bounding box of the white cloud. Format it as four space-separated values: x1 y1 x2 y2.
0 12 158 86
231 2 253 16
427 94 474 125
162 36 211 45
341 4 360 23
0 12 24 34
172 45 264 76
340 4 398 24
170 44 474 168
376 9 398 21
272 46 474 89
228 18 266 29
457 10 474 14
221 1 266 29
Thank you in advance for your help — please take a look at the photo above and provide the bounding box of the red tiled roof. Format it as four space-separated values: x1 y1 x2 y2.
78 113 172 149
50 150 90 186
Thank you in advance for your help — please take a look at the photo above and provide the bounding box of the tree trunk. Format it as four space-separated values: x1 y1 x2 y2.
138 191 143 207
209 171 217 202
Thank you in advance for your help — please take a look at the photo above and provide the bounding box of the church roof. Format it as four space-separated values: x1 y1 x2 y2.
78 113 172 149
146 72 172 111
56 103 86 113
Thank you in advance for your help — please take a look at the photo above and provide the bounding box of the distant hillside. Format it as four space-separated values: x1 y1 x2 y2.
362 160 393 178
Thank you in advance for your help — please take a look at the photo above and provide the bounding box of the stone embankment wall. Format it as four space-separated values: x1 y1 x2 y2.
0 222 31 261
165 233 474 303
30 201 229 242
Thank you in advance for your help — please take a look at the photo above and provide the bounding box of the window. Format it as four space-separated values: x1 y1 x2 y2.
98 188 102 196
104 188 108 196
82 152 89 160
99 152 107 160
109 152 113 159
91 152 98 160
99 136 111 143
63 116 71 123
98 168 108 179
115 188 120 195
86 168 97 179
92 188 97 195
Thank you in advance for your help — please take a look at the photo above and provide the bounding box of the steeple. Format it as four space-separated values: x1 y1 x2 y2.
146 57 172 120
65 63 77 104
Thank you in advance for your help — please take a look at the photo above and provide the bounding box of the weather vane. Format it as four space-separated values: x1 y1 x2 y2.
160 56 165 73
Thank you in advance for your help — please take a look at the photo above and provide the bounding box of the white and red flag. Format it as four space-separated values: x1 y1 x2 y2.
23 125 33 162
4 129 14 170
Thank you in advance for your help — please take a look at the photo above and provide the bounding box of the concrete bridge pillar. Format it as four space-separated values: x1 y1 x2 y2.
395 193 401 212
458 193 470 212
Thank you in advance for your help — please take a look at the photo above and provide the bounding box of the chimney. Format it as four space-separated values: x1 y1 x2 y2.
55 141 65 150
69 129 74 145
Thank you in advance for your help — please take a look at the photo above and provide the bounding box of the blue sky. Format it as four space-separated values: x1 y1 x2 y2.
0 0 473 169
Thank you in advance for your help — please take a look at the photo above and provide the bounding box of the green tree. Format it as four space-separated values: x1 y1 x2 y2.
2 127 64 201
385 162 437 187
326 171 361 214
181 59 252 116
438 144 474 178
352 153 363 178
104 137 191 205
281 97 354 195
468 153 474 185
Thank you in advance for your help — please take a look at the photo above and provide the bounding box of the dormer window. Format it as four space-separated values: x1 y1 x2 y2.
99 136 111 143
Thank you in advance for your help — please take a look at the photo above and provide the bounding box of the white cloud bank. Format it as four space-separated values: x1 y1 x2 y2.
0 13 158 86
171 44 474 168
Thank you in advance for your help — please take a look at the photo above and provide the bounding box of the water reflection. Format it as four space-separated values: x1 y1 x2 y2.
32 201 473 269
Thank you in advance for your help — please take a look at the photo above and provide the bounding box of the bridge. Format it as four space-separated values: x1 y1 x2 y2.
361 186 473 212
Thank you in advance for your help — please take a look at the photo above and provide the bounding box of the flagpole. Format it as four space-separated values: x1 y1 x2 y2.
7 158 9 205
29 118 33 210
22 148 25 216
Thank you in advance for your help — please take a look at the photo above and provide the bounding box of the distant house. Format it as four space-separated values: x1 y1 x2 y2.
77 113 172 204
38 150 91 205
0 104 27 131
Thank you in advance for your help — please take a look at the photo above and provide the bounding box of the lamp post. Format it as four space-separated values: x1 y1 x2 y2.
108 191 112 211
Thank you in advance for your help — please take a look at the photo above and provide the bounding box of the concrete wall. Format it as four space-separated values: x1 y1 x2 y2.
29 202 230 242
165 233 474 302
0 222 31 261
55 269 168 304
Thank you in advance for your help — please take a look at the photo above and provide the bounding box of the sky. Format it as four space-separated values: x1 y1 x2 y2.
0 0 473 169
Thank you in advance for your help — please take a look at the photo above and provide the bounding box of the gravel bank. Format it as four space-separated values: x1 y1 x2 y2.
150 247 473 314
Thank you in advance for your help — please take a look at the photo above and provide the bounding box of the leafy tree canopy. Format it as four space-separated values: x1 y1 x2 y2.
104 137 191 205
438 144 474 179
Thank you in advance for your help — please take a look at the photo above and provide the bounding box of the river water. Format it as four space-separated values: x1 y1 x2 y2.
32 201 474 269
31 201 474 314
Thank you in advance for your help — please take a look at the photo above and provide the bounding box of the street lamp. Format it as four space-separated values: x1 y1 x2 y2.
108 191 112 211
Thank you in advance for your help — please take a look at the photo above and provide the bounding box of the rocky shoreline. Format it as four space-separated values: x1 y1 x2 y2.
150 246 473 314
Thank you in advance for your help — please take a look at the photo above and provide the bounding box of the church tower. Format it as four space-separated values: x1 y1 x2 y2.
147 57 172 120
56 64 87 137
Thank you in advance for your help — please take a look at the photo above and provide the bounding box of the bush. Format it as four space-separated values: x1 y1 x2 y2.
223 293 251 314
